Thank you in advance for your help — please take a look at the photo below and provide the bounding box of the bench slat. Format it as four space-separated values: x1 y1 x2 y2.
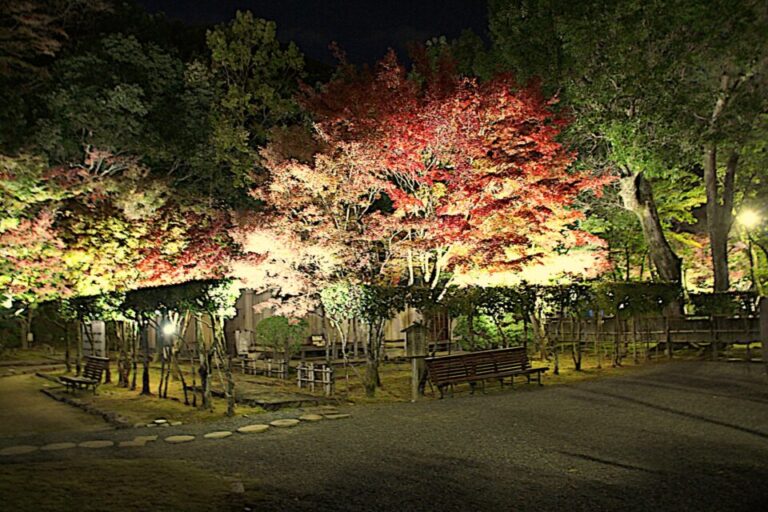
425 347 547 394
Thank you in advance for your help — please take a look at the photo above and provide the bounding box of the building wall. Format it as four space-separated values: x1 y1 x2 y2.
223 289 449 353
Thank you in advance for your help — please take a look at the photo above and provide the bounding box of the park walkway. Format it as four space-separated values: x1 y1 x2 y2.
2 361 767 511
0 374 110 438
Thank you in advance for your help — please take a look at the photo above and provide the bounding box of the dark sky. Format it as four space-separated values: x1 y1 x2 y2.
134 0 488 63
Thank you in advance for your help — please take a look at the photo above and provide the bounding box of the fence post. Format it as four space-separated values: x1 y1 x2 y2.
761 298 768 375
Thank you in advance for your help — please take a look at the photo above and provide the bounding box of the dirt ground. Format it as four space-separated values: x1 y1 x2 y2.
0 374 110 438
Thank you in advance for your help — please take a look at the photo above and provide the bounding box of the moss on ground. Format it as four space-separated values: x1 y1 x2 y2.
47 366 265 426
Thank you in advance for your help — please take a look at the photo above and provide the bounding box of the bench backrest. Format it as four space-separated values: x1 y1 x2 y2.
83 356 109 382
425 347 531 384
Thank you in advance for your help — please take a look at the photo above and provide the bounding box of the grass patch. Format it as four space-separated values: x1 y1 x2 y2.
0 348 60 362
0 458 257 512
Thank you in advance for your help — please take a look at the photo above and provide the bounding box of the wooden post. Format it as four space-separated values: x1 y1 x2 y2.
665 314 672 359
760 298 768 375
404 323 428 402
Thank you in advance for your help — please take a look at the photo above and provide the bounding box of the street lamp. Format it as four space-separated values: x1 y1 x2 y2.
162 322 176 337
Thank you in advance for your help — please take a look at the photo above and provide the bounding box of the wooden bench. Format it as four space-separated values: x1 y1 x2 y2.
425 347 548 398
59 355 109 394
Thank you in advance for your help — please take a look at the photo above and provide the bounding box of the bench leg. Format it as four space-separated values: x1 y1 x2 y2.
538 372 543 386
438 385 446 399
469 382 476 395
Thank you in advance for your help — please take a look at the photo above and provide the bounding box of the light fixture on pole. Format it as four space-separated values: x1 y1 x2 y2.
162 322 176 337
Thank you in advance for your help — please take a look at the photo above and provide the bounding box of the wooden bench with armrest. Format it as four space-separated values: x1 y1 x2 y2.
59 355 109 394
425 346 548 398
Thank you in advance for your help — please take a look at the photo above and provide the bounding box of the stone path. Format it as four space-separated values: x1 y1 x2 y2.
0 408 351 457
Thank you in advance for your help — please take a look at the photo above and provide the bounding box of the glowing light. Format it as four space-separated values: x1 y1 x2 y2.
737 209 761 230
161 322 175 336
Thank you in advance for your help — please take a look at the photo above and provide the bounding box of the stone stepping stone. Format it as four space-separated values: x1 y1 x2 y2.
41 442 76 452
323 413 351 420
170 421 182 426
237 424 269 434
118 440 146 448
164 435 195 444
153 419 168 424
79 440 114 449
0 445 38 456
134 435 158 443
203 431 233 440
299 414 324 422
270 419 300 428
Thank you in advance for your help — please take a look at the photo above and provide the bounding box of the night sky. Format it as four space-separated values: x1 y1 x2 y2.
134 0 489 63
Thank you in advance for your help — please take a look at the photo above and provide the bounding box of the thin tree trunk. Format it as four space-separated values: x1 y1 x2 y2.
103 323 112 384
75 322 83 376
130 323 137 390
704 146 737 292
140 321 151 395
20 307 34 349
64 322 72 373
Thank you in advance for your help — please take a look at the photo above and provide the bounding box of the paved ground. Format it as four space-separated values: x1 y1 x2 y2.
0 374 110 437
2 361 767 511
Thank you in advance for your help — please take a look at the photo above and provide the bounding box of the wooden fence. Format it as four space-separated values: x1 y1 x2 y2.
545 314 760 362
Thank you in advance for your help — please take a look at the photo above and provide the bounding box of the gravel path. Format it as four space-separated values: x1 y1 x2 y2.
3 361 767 511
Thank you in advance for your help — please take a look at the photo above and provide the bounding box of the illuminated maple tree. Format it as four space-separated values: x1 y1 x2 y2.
260 50 611 293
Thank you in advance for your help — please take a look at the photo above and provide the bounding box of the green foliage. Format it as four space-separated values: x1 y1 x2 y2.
590 282 681 317
320 282 366 327
253 315 308 359
358 285 406 326
37 33 187 166
689 292 758 316
488 0 768 287
453 314 523 350
121 280 239 320
206 11 305 194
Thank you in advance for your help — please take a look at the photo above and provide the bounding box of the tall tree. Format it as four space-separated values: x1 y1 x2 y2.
488 0 768 290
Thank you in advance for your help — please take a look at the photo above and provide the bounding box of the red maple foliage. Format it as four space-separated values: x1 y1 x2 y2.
258 50 611 291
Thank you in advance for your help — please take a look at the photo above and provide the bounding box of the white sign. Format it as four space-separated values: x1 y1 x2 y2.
82 321 106 356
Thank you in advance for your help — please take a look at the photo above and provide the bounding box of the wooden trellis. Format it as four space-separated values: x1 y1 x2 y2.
297 362 334 396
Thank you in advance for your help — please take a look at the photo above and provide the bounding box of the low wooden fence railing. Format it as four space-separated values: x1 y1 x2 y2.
544 314 760 362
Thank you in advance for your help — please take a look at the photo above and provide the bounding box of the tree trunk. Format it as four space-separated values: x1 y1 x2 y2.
620 171 682 283
75 322 83 376
704 146 737 292
64 322 72 373
363 321 384 397
103 323 112 384
140 321 151 395
130 322 138 391
20 307 34 350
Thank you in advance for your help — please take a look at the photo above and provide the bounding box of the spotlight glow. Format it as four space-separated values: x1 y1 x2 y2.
737 209 761 230
161 323 175 336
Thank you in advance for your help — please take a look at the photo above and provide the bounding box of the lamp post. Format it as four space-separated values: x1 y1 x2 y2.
736 209 761 294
